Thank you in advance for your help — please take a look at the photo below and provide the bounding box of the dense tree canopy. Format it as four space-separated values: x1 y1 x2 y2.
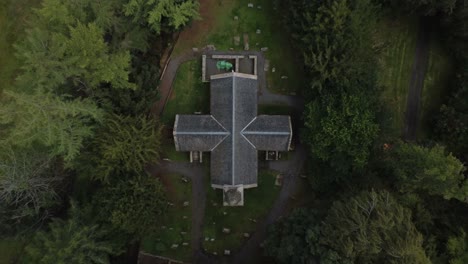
95 174 167 235
0 148 62 227
447 230 468 264
84 114 162 183
435 64 468 156
0 90 103 162
321 190 431 264
23 202 117 264
265 191 431 264
387 142 467 202
304 93 379 172
124 0 200 34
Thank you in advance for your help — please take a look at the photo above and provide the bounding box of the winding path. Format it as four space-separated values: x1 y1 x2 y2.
151 49 199 117
147 162 208 260
404 18 431 140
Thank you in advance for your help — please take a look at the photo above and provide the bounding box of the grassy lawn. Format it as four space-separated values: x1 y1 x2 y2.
374 15 419 138
160 60 209 162
202 170 280 255
141 173 192 262
417 34 453 139
160 60 209 125
173 0 304 95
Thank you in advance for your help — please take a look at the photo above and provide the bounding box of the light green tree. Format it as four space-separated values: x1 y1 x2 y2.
320 190 431 264
389 142 467 202
91 114 162 183
0 90 103 163
447 230 468 264
124 0 200 34
15 22 135 92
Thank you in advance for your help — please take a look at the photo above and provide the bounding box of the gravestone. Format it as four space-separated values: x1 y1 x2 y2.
234 36 240 46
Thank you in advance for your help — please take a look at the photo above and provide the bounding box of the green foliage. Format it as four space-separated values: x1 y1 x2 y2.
289 0 380 173
381 0 459 15
263 209 321 264
90 114 162 183
124 0 200 34
23 201 117 264
95 175 167 235
435 64 468 155
0 90 103 163
447 230 468 264
321 190 431 264
284 0 377 95
15 21 135 92
304 93 379 172
388 142 467 202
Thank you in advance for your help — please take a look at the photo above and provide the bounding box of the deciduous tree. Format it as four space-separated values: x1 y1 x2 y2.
388 142 467 202
304 92 379 172
321 190 431 264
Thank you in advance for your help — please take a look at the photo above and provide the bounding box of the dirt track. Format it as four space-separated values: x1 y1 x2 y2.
404 18 431 140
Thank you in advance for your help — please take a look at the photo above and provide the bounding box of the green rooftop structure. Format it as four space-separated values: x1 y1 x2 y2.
216 60 233 71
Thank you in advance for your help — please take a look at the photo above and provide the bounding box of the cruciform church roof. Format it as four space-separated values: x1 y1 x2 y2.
173 72 292 190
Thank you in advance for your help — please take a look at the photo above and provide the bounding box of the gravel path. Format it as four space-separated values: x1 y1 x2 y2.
404 18 431 140
151 50 199 117
147 162 208 260
230 145 307 264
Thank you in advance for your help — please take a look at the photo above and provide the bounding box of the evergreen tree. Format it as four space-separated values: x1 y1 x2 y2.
0 90 103 163
23 201 117 264
447 230 468 264
87 114 162 183
94 174 167 235
124 0 200 34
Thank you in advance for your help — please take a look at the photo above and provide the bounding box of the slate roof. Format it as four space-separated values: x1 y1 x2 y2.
242 115 292 151
173 72 292 188
173 115 228 151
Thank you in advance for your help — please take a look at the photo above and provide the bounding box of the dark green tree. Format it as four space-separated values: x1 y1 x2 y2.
447 230 468 264
304 92 379 172
435 65 468 155
23 201 118 264
94 174 167 235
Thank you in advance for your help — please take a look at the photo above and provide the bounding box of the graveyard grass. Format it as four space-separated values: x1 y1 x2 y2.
202 170 280 255
173 0 305 95
140 173 193 262
160 60 209 162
